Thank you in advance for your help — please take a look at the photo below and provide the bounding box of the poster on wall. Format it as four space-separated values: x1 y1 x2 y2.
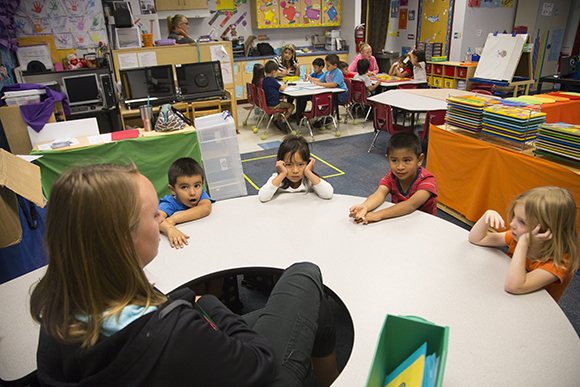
417 0 453 56
391 1 399 18
408 10 415 21
399 9 408 30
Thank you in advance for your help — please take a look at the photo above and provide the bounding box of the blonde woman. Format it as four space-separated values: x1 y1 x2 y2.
274 43 300 79
348 42 379 76
31 164 338 386
167 14 194 44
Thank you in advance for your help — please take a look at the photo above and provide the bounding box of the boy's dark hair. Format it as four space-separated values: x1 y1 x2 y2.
338 61 349 70
325 54 339 66
265 60 278 74
357 58 370 75
312 57 324 67
386 132 422 157
276 134 311 189
168 157 204 186
413 49 426 63
252 63 265 87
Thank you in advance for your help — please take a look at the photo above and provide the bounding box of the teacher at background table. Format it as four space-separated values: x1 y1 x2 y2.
167 14 194 44
348 42 379 76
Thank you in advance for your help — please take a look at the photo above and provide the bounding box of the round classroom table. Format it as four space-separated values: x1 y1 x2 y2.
144 194 580 386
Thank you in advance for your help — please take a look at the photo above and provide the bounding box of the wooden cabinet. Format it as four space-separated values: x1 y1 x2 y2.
426 61 477 90
156 0 207 11
251 0 340 29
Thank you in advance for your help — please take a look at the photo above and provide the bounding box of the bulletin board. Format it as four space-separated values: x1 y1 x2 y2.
13 0 108 50
417 0 453 56
253 0 340 29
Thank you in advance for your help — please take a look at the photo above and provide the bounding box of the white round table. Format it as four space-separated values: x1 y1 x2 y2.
145 194 580 386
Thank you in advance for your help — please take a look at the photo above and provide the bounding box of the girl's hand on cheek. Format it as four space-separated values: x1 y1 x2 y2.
305 157 315 174
275 160 287 175
531 224 553 245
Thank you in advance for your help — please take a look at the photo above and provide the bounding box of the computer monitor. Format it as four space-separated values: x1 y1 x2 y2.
119 65 175 107
62 73 101 106
175 61 225 100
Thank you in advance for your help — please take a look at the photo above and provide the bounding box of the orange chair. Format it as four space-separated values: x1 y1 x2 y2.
243 83 264 127
368 103 410 153
255 87 292 139
349 79 373 125
298 92 338 141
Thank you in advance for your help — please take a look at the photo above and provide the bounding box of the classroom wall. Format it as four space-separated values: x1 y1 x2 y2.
384 0 419 57
449 1 518 62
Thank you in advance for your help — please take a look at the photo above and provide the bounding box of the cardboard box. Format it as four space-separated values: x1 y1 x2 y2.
366 315 449 387
0 149 45 248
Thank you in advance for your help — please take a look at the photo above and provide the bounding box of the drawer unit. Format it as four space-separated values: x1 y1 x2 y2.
443 78 456 89
432 77 443 88
457 67 468 78
444 66 455 77
433 65 443 75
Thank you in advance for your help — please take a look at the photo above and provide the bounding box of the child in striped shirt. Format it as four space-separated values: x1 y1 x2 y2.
349 132 438 224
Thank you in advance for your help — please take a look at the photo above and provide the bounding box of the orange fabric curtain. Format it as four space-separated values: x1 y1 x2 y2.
541 100 580 124
426 125 580 230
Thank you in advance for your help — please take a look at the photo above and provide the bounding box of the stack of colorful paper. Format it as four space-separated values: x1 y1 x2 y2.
534 123 580 164
445 96 491 132
481 105 546 143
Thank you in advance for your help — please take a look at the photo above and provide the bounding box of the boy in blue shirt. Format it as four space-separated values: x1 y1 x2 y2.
310 57 325 79
159 157 215 249
311 54 349 105
262 60 294 132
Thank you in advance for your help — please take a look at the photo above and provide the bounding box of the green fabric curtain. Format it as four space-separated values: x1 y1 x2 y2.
31 131 202 199
361 0 391 56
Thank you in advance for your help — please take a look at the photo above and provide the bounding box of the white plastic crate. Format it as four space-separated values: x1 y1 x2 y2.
195 111 247 200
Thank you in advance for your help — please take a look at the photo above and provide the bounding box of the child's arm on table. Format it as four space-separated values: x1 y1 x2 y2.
304 158 333 199
258 161 288 202
349 185 390 223
310 77 337 88
159 210 190 249
505 226 557 295
468 210 508 246
355 189 432 224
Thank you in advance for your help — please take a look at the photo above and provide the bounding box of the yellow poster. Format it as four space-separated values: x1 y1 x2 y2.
217 0 236 12
418 0 451 55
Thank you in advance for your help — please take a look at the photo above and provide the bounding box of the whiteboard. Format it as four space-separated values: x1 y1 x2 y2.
474 33 528 81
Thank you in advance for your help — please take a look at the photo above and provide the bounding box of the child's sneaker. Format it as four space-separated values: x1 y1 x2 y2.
274 120 287 132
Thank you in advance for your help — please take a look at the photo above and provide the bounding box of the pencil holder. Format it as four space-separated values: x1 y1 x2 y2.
142 33 153 47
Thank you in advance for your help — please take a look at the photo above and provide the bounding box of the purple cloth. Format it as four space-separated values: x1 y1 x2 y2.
0 83 70 133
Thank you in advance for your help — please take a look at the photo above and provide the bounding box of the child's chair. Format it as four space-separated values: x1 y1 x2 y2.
368 103 410 153
417 109 446 155
255 87 292 140
298 92 338 141
339 78 355 124
349 79 373 126
242 83 264 128
470 89 492 95
395 83 419 126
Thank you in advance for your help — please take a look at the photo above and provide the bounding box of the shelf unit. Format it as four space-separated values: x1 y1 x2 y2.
426 61 477 90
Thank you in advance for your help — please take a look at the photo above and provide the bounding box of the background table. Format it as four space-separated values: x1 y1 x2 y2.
281 81 345 129
427 125 580 231
30 129 201 199
2 194 579 385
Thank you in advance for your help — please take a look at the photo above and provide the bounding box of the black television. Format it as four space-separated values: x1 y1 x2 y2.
62 73 101 106
119 65 175 107
175 61 225 100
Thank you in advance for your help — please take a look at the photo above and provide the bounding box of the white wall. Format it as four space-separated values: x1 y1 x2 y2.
562 0 580 54
450 0 518 62
384 0 419 57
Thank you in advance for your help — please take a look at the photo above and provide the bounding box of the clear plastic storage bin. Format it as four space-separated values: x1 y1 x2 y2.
195 112 247 201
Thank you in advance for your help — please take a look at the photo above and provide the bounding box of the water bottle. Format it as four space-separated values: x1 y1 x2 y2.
465 47 472 63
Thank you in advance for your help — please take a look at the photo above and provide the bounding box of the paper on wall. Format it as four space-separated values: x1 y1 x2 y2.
211 45 230 63
220 62 233 84
118 53 139 69
138 51 157 67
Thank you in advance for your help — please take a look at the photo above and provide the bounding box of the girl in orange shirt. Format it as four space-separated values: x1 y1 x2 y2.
468 186 579 301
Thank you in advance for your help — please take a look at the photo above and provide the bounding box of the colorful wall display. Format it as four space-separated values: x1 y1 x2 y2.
254 0 340 29
14 0 108 49
417 0 453 57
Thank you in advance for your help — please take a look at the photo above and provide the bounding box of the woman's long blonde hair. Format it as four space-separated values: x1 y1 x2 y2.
167 14 187 35
507 186 579 272
30 164 167 348
280 43 297 69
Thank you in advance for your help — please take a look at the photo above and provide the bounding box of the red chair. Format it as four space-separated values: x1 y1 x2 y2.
298 92 338 141
416 110 446 141
243 83 264 127
471 89 492 95
349 79 373 125
255 87 292 139
368 103 410 153
339 78 355 124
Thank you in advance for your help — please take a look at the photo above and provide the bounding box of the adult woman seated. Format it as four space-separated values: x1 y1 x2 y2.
30 163 339 387
167 14 194 44
348 42 379 76
274 43 300 80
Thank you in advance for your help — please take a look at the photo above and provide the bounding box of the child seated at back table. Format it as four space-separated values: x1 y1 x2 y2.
353 58 381 96
349 132 437 224
310 57 325 79
338 61 349 78
259 134 333 202
468 186 579 302
389 55 414 78
311 54 349 105
262 60 294 132
159 157 215 248
408 47 427 85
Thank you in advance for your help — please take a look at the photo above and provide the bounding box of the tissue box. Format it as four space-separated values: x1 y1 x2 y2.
366 314 449 387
